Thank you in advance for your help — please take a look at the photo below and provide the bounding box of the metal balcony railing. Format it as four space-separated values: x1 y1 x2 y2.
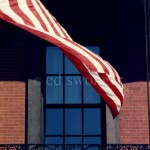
0 144 150 150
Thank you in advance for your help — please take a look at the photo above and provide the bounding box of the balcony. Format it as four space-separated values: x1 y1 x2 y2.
0 144 150 150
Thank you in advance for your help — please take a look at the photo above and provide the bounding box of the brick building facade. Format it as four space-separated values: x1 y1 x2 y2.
0 24 27 143
120 82 149 143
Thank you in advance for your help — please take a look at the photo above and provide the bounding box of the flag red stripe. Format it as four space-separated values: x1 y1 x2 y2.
8 0 112 77
44 11 111 76
0 15 122 117
26 0 49 32
61 51 119 117
37 0 72 39
69 41 110 74
106 61 122 86
65 50 123 106
35 0 64 37
53 23 118 83
98 73 123 105
0 0 124 118
9 0 34 27
7 18 98 73
52 16 72 40
0 9 20 26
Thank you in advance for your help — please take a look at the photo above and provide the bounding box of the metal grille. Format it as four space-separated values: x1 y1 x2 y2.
0 144 150 150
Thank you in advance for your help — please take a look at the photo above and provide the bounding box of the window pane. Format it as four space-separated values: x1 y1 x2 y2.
84 137 101 144
86 46 100 55
46 109 63 135
45 137 63 144
65 56 80 74
65 109 82 135
45 46 103 144
83 79 100 104
46 76 63 104
65 76 82 104
65 137 82 144
84 109 101 135
46 47 63 74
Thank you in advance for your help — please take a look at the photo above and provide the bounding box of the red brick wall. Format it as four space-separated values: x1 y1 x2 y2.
120 82 149 143
0 81 25 144
0 22 27 144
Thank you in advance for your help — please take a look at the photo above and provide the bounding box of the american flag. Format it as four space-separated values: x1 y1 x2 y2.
0 0 124 118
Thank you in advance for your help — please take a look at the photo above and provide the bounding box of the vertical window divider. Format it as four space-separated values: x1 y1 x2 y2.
63 54 65 145
81 75 84 146
45 46 105 145
44 48 47 143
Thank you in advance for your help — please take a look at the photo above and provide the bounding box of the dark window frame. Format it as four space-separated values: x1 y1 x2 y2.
44 46 106 144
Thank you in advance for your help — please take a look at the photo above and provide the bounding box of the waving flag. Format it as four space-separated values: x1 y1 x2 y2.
0 0 124 118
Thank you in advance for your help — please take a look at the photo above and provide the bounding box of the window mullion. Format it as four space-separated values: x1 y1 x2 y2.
63 54 65 145
45 46 104 144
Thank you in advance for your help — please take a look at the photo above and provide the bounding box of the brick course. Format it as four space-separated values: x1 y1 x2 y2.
0 22 27 144
120 82 150 144
0 81 25 144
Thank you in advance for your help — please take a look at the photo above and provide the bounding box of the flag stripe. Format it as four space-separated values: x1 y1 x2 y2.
92 72 121 111
70 57 123 109
1 0 116 79
0 15 124 117
65 57 120 117
0 0 124 118
0 0 25 24
105 61 122 85
98 73 123 106
64 41 124 97
61 51 120 115
26 0 49 32
71 43 121 86
52 16 73 40
62 46 124 106
32 0 56 34
15 0 44 30
73 43 110 74
9 0 34 26
36 0 67 38
52 22 120 84
80 43 122 86
21 20 124 105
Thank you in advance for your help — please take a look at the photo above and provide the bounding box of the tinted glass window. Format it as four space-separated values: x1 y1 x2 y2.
45 46 104 145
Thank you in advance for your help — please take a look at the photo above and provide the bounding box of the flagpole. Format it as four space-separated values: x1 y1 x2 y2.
144 0 150 144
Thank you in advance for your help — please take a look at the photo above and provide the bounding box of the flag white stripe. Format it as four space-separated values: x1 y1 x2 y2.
55 37 105 73
31 0 55 34
0 0 124 117
17 0 44 31
37 0 66 38
17 22 105 73
90 72 121 111
21 22 123 96
107 75 124 96
27 22 124 105
59 25 73 40
105 61 122 84
4 3 124 95
0 0 25 24
76 43 121 85
92 54 116 79
16 20 124 97
1 0 108 75
53 19 73 40
80 46 124 95
2 1 109 83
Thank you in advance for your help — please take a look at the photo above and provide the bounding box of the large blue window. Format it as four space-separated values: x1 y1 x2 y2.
45 46 105 144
